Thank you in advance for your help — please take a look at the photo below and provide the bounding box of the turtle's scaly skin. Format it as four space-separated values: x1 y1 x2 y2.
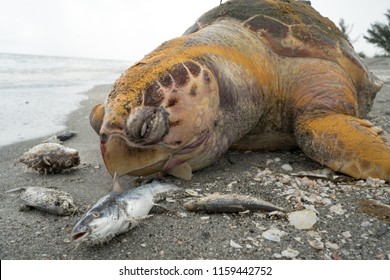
90 0 389 181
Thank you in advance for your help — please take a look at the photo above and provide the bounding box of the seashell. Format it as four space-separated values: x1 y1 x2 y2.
281 248 300 258
308 239 324 250
261 228 287 242
185 189 200 197
288 209 317 229
19 143 80 174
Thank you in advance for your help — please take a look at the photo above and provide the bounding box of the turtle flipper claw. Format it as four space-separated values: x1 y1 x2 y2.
295 114 390 182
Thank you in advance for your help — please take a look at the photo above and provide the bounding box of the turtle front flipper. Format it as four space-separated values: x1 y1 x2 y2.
295 114 390 182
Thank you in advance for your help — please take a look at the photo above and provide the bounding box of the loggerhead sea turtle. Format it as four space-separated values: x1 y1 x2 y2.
90 0 389 181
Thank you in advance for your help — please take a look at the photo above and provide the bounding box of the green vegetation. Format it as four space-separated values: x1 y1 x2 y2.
364 9 390 55
339 18 353 42
357 51 366 58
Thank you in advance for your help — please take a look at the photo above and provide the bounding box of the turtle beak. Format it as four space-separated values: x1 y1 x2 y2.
100 134 172 176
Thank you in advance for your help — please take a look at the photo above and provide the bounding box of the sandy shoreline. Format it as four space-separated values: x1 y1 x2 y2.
1 59 390 260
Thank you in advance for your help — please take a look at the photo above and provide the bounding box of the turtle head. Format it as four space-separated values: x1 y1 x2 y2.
90 59 220 180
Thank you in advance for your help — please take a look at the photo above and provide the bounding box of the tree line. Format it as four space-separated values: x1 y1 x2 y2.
340 9 390 57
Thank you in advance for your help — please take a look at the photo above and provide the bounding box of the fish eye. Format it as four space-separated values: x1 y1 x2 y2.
92 212 100 218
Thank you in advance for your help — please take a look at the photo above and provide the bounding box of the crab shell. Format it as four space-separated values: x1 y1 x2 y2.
90 0 388 181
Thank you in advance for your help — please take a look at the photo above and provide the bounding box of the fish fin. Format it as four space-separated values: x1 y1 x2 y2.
166 162 192 180
112 172 122 193
131 215 154 222
5 187 26 193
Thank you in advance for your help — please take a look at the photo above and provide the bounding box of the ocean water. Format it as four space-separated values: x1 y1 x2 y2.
0 53 131 147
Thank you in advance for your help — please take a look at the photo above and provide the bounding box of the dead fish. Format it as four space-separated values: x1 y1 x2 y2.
56 130 77 141
71 174 179 244
183 193 284 213
7 186 76 215
19 143 80 174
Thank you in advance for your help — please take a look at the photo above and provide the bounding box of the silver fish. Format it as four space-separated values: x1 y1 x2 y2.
7 186 76 215
19 143 80 174
71 174 179 244
183 193 284 213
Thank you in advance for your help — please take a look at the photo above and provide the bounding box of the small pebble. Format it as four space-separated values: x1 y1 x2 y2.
281 248 299 258
329 204 346 215
308 239 324 250
230 240 243 249
281 164 293 171
360 221 372 227
321 168 332 175
281 175 291 184
300 177 315 187
262 228 287 242
273 253 282 259
331 252 342 260
321 198 332 206
325 241 339 250
177 212 188 218
200 216 210 221
159 250 165 257
342 231 352 238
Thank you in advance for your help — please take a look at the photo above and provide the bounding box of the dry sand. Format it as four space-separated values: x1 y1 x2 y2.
1 58 389 260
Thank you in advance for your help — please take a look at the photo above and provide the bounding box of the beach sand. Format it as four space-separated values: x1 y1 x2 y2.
1 59 389 260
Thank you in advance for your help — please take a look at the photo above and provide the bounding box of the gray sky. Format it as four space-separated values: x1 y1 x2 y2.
0 0 389 61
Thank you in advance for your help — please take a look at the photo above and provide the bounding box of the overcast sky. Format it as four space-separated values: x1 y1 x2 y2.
0 0 389 61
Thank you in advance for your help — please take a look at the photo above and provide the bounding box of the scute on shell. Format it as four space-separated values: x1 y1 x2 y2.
184 0 382 117
19 143 80 174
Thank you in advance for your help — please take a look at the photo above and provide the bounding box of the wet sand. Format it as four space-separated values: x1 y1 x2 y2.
1 59 389 260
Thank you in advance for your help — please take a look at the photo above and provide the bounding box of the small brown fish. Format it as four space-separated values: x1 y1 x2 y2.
183 193 284 213
19 143 80 174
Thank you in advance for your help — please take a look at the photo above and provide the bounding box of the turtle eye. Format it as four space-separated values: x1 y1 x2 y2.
140 121 149 138
126 106 169 145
